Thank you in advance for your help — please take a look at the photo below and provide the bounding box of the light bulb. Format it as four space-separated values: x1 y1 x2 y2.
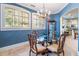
48 11 51 15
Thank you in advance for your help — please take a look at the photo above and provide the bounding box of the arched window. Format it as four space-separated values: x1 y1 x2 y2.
1 4 31 31
32 13 46 29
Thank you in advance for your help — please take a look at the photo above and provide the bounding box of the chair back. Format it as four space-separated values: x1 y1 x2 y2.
58 32 67 50
28 34 37 52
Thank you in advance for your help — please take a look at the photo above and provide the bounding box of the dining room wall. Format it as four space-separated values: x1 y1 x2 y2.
0 3 46 48
49 14 60 40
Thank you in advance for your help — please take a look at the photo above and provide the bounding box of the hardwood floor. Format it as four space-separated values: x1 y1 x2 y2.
0 36 78 56
13 36 78 56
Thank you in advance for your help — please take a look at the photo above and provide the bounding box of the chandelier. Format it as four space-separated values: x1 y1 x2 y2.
37 3 51 18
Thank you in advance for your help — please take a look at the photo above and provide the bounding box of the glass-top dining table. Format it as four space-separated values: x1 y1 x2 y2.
37 35 48 46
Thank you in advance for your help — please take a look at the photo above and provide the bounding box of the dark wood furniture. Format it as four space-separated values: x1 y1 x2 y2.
57 33 67 56
47 32 67 56
74 31 78 39
47 20 57 44
31 30 47 47
28 34 48 56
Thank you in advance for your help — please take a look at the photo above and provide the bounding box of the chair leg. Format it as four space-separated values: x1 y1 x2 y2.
63 50 64 56
57 52 60 56
29 49 31 56
46 52 49 56
36 53 38 56
57 53 60 56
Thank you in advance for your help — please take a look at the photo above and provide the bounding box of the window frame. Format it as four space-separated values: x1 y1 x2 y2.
32 13 46 30
0 4 31 31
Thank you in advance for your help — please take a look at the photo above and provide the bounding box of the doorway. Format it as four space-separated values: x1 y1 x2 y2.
60 8 78 55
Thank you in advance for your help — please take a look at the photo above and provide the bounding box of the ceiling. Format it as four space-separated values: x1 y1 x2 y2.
65 8 78 17
24 3 68 14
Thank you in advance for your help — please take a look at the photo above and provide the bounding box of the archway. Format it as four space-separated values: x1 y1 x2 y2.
60 8 78 55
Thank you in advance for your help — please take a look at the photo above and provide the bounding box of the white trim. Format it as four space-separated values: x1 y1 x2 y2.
0 41 29 52
1 4 3 31
78 7 79 55
18 3 37 12
55 3 68 14
0 4 1 30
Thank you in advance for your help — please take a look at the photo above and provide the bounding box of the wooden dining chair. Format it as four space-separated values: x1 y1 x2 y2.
47 32 67 56
28 34 48 56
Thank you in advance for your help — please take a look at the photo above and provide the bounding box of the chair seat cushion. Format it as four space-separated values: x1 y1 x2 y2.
32 44 47 53
47 44 58 52
37 44 47 53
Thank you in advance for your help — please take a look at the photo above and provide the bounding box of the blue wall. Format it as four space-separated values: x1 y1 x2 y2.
0 30 46 48
50 14 60 39
50 3 79 51
0 3 46 48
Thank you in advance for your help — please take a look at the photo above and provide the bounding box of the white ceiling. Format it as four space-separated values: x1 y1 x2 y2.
65 8 78 16
24 3 68 14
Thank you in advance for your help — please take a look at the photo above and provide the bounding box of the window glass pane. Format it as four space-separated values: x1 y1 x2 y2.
22 17 29 28
18 17 23 27
14 16 18 27
32 13 46 29
39 16 45 29
5 7 13 27
23 17 29 24
32 19 37 29
14 10 19 16
19 11 23 17
36 19 40 29
32 13 37 29
23 12 28 17
41 21 45 29
4 6 30 29
5 15 13 27
5 7 13 15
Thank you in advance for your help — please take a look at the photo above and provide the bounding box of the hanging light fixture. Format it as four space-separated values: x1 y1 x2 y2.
37 3 51 18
